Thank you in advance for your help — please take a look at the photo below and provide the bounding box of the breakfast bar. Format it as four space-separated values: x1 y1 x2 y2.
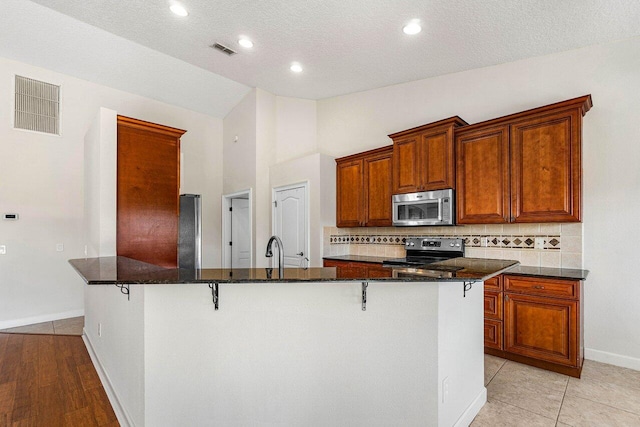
70 256 517 427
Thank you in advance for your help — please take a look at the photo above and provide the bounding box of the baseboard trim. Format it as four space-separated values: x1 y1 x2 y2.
454 387 487 427
0 309 84 330
83 332 135 427
585 347 640 372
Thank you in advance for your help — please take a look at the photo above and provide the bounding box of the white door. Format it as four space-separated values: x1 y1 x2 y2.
274 185 307 268
231 198 251 268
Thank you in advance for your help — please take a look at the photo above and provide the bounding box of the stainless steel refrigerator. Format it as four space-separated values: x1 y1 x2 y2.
178 194 202 270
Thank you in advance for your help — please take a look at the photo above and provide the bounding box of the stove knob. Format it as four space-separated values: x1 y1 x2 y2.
408 242 415 247
450 243 454 247
455 243 460 247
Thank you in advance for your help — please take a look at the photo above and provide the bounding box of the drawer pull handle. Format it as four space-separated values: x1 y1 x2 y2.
532 285 545 289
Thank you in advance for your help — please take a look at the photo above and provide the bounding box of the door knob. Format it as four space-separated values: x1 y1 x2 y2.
296 252 304 256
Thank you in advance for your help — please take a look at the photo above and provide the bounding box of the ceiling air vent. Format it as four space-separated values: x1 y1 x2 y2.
211 43 237 56
14 75 60 135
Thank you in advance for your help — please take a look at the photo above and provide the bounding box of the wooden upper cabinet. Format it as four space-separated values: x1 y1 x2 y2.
364 150 393 226
456 95 591 224
511 109 582 222
116 116 186 268
392 134 420 193
336 159 364 227
336 146 393 227
390 117 467 194
456 125 510 224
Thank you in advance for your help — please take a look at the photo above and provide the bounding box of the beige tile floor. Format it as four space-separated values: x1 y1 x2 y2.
1 318 639 426
0 316 84 335
473 354 640 426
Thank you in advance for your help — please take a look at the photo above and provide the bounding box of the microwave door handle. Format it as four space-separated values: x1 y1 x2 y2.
438 198 443 221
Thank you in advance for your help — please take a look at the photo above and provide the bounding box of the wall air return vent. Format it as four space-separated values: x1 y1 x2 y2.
211 43 237 56
14 75 60 135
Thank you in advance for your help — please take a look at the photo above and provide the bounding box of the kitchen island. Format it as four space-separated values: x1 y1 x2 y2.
70 256 517 427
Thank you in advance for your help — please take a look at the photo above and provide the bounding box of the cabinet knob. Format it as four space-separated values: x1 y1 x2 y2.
532 285 545 290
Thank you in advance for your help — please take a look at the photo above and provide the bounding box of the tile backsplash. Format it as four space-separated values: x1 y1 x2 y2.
323 223 583 269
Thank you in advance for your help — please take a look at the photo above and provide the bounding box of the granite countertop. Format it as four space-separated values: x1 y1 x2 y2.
69 256 518 285
323 255 388 264
322 255 589 281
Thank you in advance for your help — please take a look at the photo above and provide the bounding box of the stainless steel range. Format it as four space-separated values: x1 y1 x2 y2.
383 237 464 267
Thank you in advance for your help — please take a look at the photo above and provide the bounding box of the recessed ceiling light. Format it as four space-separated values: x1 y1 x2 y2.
170 3 188 17
238 37 254 48
290 63 303 73
403 20 422 35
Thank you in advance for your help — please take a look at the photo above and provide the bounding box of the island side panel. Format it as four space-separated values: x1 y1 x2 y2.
143 282 440 427
437 281 486 426
84 284 146 427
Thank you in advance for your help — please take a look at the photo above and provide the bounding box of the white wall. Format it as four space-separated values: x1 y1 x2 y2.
275 96 317 163
0 56 223 328
316 36 640 369
223 90 322 268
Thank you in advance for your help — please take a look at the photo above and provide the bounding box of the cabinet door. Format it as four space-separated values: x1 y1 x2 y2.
366 264 393 278
117 116 184 268
484 319 503 350
392 135 421 194
504 293 578 367
420 126 455 191
484 291 503 320
364 151 393 226
456 126 510 224
336 159 364 227
511 109 582 222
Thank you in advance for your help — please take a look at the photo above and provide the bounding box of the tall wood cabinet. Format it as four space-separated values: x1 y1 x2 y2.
389 117 467 194
485 274 584 377
456 95 592 224
336 146 393 227
117 116 186 268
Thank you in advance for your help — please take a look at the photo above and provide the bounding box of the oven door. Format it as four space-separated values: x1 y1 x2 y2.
392 189 454 226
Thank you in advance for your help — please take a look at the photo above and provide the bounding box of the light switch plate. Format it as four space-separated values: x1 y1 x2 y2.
534 237 545 250
0 245 5 255
56 243 64 252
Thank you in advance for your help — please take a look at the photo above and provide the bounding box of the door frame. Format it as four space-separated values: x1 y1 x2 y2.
221 188 253 268
272 181 310 267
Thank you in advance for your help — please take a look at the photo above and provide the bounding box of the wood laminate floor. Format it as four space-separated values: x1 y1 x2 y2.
0 333 118 426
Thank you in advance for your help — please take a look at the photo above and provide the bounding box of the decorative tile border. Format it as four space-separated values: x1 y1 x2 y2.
330 233 561 250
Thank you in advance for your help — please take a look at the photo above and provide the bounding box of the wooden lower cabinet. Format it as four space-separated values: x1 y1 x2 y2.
504 293 578 366
485 274 584 378
322 259 392 279
484 319 503 350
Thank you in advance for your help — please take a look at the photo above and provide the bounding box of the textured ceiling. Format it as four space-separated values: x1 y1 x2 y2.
6 0 640 115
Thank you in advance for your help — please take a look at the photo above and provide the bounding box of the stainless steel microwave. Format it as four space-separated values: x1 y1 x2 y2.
392 189 455 226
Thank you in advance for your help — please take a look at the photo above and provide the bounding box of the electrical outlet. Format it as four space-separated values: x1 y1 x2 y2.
0 245 5 255
56 243 64 252
98 323 102 337
534 237 545 250
480 237 488 247
442 377 449 403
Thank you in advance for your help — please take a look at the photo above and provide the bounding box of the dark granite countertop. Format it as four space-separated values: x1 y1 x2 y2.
69 256 518 284
323 255 588 281
504 265 589 280
322 255 388 264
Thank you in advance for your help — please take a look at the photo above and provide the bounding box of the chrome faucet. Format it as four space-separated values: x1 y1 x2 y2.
265 235 284 278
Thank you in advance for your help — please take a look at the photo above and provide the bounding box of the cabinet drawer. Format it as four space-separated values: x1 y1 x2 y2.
504 275 579 299
484 319 503 350
484 291 503 320
484 275 503 291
